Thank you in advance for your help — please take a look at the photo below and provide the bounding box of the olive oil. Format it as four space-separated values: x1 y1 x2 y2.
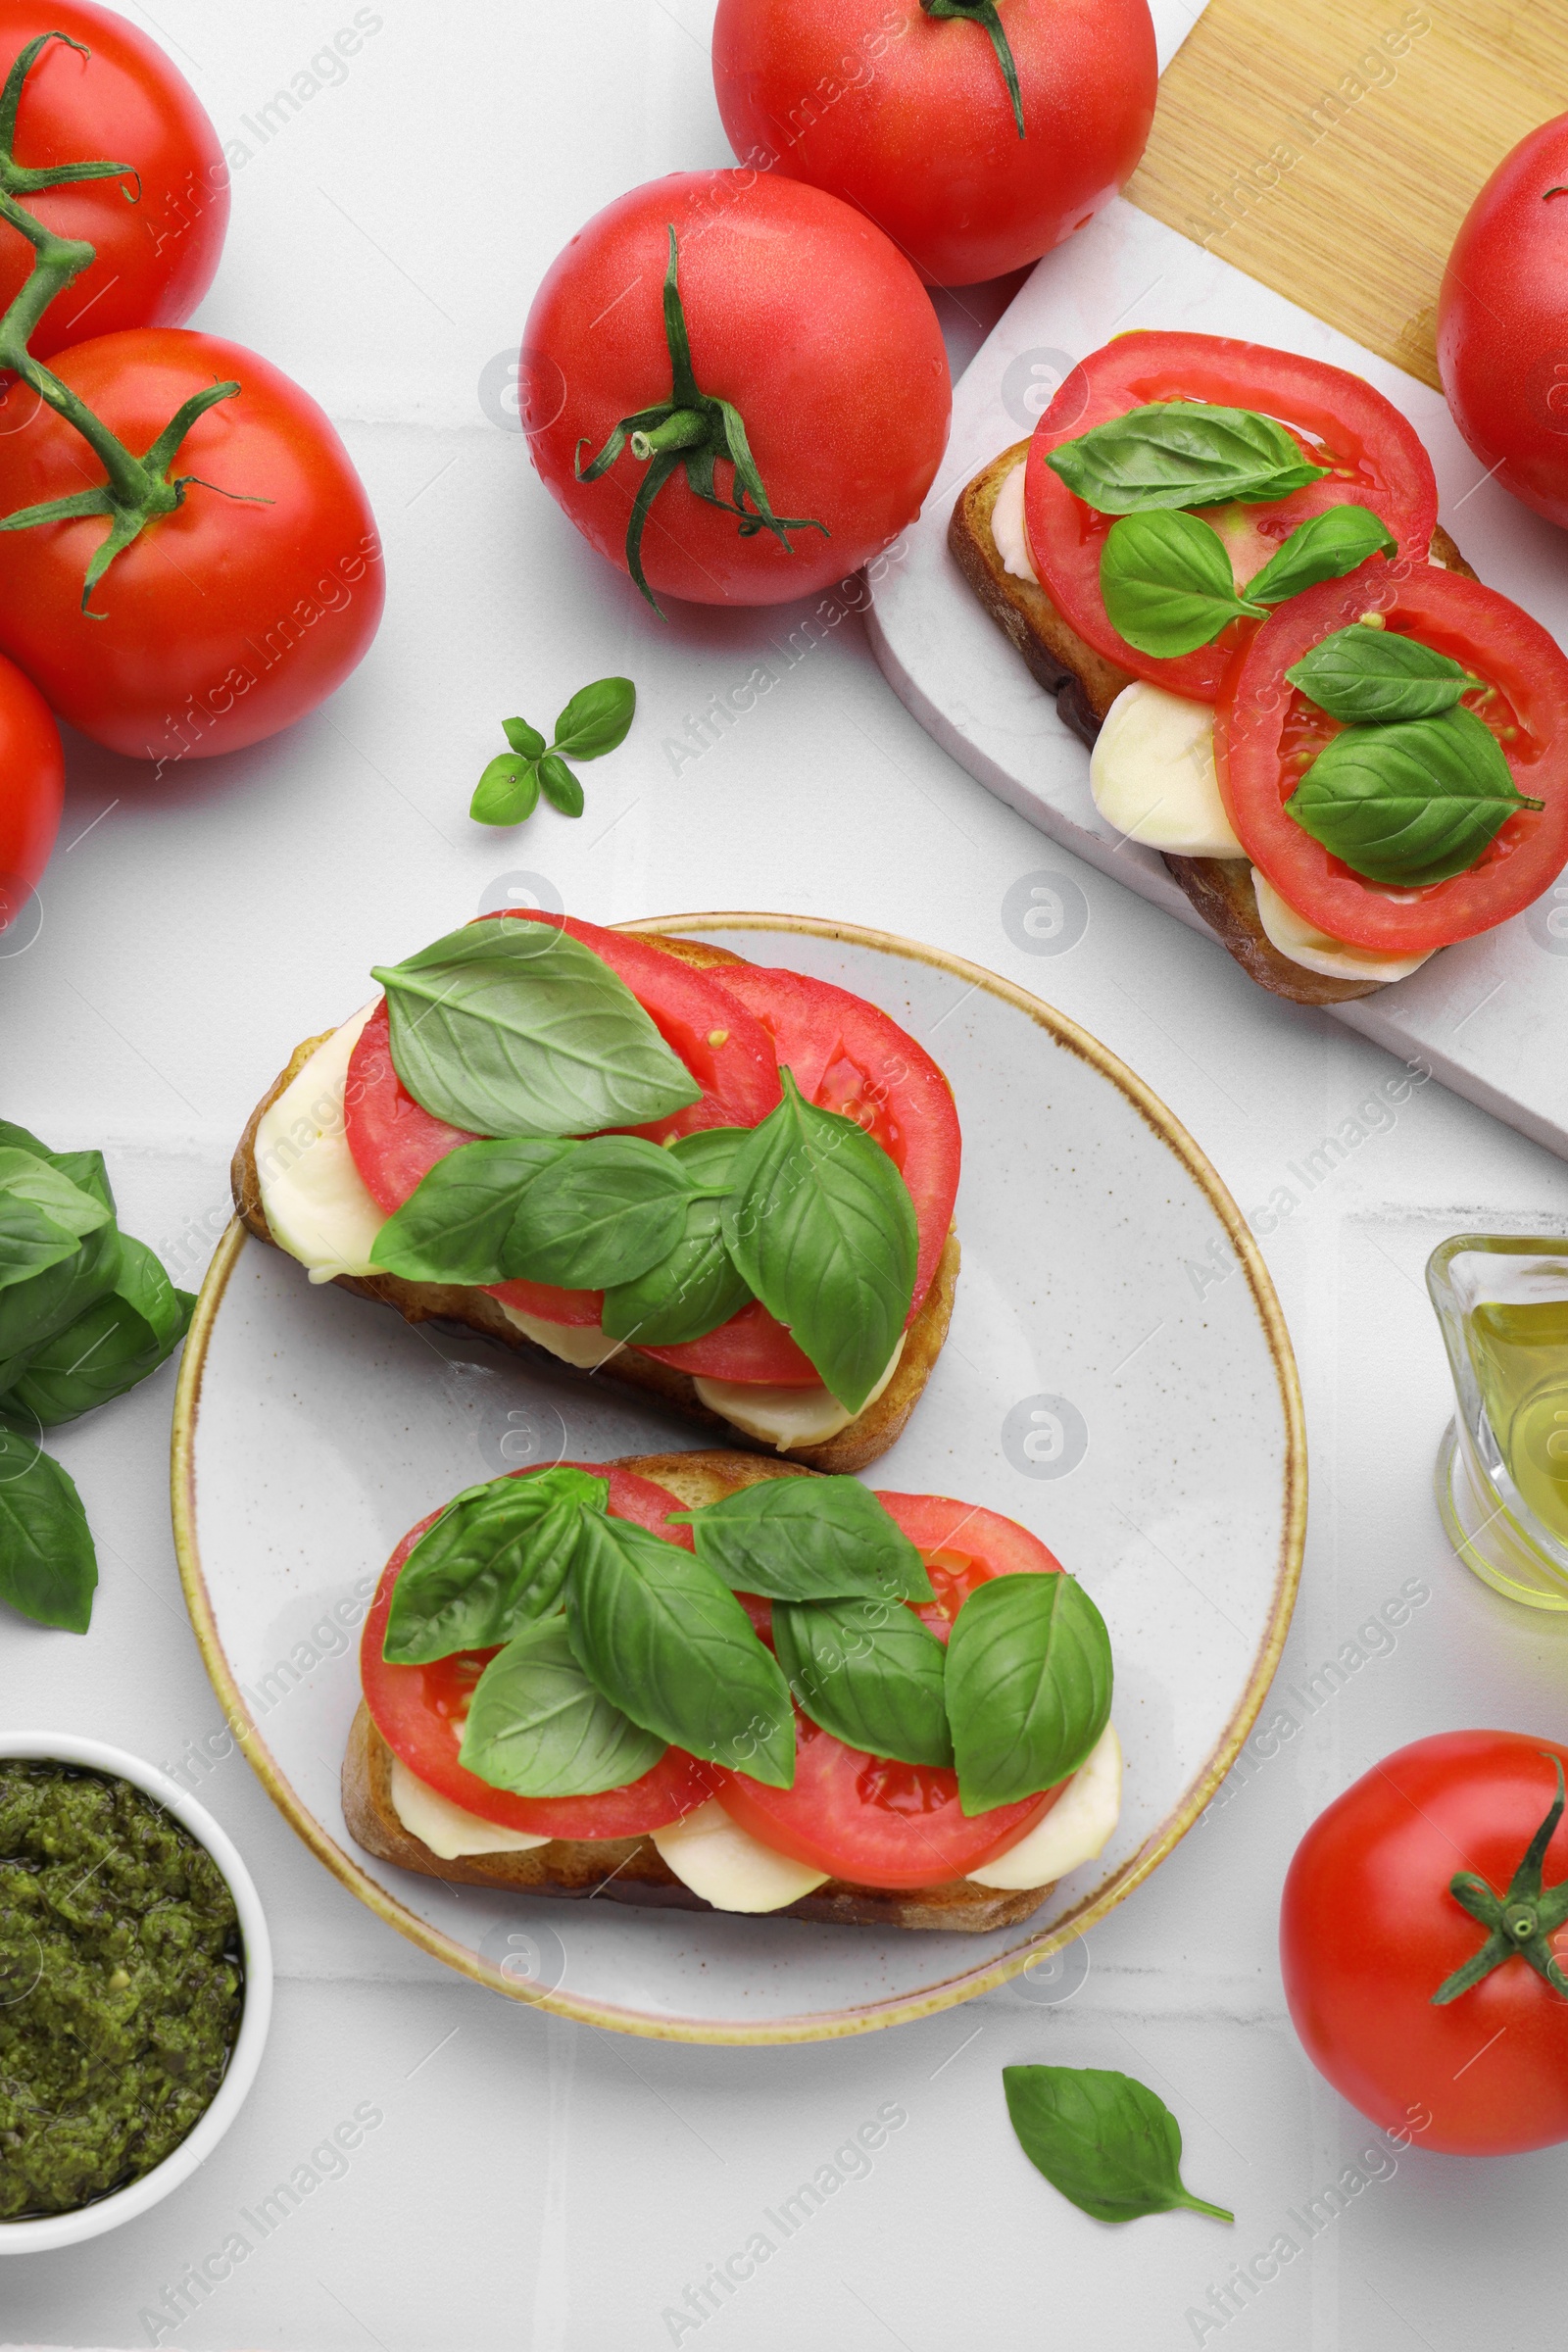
1466 1298 1568 1542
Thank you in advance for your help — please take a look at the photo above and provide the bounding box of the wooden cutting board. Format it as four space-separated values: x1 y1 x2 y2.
1126 0 1568 391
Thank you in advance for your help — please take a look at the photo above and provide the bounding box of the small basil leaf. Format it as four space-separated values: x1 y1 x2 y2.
722 1070 917 1414
369 1138 572 1283
369 919 700 1139
0 1424 97 1632
47 1149 115 1215
0 1119 52 1160
1047 402 1327 514
1285 623 1468 722
553 676 636 760
384 1466 609 1663
502 715 548 760
1243 504 1396 608
0 1149 114 1284
772 1596 952 1766
946 1572 1112 1815
1004 2066 1234 2225
471 754 541 828
459 1614 665 1797
1285 705 1543 886
0 1217 121 1382
7 1238 193 1426
565 1509 796 1785
504 1134 693 1288
679 1475 934 1603
537 755 585 817
600 1126 753 1347
1100 512 1253 658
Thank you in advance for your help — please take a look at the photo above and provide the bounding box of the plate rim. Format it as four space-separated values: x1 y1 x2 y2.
171 910 1306 2045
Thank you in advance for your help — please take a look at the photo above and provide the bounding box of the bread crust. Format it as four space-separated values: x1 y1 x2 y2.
230 935 956 1474
341 1447 1059 1934
950 444 1476 1006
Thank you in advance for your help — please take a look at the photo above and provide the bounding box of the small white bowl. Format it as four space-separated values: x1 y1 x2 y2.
0 1732 272 2254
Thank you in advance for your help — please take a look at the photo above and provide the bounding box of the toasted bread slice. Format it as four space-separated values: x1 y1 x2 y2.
230 935 956 1475
950 442 1476 1007
341 1448 1061 1933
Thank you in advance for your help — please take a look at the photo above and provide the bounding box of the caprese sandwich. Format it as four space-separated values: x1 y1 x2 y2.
233 913 959 1471
953 330 1568 1005
342 1450 1122 1933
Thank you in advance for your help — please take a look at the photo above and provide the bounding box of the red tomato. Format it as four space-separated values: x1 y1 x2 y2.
1024 332 1440 701
362 1464 714 1839
0 329 382 762
522 170 950 608
1216 564 1568 953
1281 1732 1568 2155
714 1493 1065 1887
1438 115 1568 531
712 0 1156 287
0 651 64 928
0 1 227 359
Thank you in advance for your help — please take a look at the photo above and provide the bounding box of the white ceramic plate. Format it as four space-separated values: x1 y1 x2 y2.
172 915 1303 2044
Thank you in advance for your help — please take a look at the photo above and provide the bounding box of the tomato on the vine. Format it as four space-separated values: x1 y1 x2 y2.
0 1 227 357
0 647 62 927
1281 1732 1568 2155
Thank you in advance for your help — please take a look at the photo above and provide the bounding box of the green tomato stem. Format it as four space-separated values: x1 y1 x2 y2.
921 0 1026 139
1431 1755 1568 2004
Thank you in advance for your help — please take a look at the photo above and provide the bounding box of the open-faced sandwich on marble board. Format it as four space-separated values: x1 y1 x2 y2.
952 330 1568 1005
233 913 959 1473
343 1450 1121 1933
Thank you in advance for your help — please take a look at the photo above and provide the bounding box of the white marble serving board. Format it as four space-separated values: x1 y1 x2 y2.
867 197 1568 1160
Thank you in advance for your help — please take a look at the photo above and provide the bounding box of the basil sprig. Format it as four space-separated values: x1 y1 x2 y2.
1101 503 1396 658
369 1139 573 1284
383 1466 608 1663
459 1616 665 1797
601 1127 753 1347
8 1237 195 1426
945 1571 1112 1815
470 677 636 829
1004 2066 1234 2225
370 919 700 1138
1286 705 1543 886
772 1596 953 1767
678 1474 934 1602
1285 621 1469 722
1048 402 1327 514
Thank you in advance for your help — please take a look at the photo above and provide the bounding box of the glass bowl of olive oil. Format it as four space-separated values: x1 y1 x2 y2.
1428 1234 1568 1609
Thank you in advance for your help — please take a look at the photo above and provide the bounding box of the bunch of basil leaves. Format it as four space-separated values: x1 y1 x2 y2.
0 1120 194 1633
383 1466 1113 1811
365 920 918 1413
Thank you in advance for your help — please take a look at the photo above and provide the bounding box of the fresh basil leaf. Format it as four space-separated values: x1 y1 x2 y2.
0 1214 121 1380
384 1466 609 1663
679 1474 934 1603
1048 402 1326 514
1244 504 1396 607
722 1071 917 1414
0 1149 113 1286
1286 705 1543 886
1100 512 1254 658
502 715 548 760
565 1509 796 1785
600 1127 753 1347
0 1424 97 1632
772 1596 952 1765
6 1238 193 1426
553 676 636 760
0 1119 52 1160
1285 623 1468 722
46 1150 115 1215
1003 2066 1234 2225
369 1138 572 1283
471 753 541 827
537 754 584 817
945 1572 1112 1815
503 1135 693 1288
369 919 700 1138
459 1614 666 1797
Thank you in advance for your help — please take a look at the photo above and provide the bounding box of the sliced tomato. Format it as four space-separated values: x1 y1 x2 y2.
361 1463 712 1838
638 962 961 1385
1216 565 1568 953
1023 331 1440 701
713 1492 1065 1888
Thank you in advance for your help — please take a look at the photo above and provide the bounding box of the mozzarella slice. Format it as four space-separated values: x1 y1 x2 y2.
654 1798 828 1912
966 1723 1122 1889
497 1302 626 1370
1090 683 1246 858
1252 869 1434 982
255 1004 388 1282
389 1756 552 1859
991 459 1038 584
694 1336 906 1451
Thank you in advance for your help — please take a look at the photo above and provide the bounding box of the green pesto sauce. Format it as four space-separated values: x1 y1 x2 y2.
0 1761 243 2220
